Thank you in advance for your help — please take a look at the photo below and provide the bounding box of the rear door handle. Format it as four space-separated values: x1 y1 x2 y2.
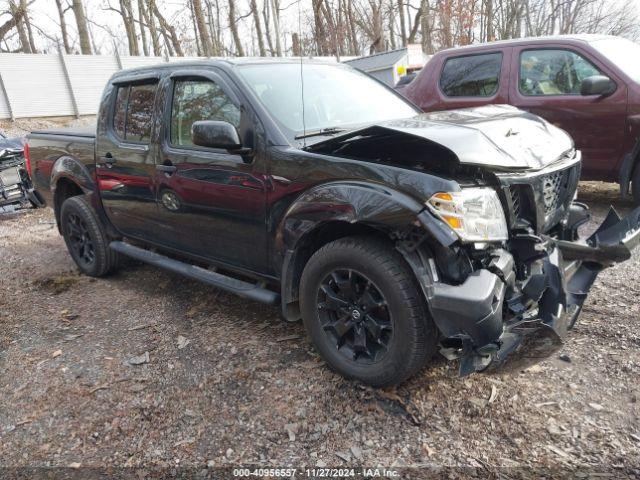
100 154 116 167
156 164 177 173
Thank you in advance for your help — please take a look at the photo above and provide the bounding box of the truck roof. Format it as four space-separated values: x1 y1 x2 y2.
110 57 342 81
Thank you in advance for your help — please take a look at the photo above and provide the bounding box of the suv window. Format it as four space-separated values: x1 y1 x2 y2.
520 49 602 96
113 82 157 143
170 79 241 147
440 53 502 97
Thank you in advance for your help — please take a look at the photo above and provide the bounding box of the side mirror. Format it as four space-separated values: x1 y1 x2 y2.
580 75 616 97
191 120 246 152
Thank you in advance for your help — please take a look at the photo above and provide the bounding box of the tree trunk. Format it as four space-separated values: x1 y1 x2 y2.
118 0 140 56
206 0 221 56
192 0 213 56
21 0 37 53
71 0 92 54
485 0 494 41
262 0 275 55
9 1 31 53
291 32 301 56
141 0 161 56
228 0 245 56
55 0 72 54
149 0 184 56
270 0 282 56
250 0 267 56
138 0 149 55
398 0 407 46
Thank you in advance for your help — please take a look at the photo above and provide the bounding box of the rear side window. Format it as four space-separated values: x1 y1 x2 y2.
440 53 502 97
112 82 157 143
520 49 602 96
170 79 240 147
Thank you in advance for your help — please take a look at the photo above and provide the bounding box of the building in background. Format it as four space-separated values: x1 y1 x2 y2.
343 44 429 86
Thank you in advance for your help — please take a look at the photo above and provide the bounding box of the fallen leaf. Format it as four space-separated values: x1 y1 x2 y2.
488 385 498 404
335 451 352 462
69 462 81 469
588 402 604 411
127 351 150 365
177 335 190 350
51 349 62 358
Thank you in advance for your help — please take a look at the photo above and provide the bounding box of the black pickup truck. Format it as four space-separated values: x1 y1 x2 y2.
27 59 640 387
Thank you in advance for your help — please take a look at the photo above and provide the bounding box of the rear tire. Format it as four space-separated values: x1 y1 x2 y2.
60 196 120 277
299 236 438 387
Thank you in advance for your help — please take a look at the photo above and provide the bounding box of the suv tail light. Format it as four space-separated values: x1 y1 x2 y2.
23 140 32 177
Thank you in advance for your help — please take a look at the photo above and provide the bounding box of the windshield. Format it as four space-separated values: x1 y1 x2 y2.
237 63 418 139
591 37 640 83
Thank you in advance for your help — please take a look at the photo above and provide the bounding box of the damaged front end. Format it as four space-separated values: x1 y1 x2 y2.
414 153 640 375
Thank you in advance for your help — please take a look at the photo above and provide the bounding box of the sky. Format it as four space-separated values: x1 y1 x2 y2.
7 0 309 56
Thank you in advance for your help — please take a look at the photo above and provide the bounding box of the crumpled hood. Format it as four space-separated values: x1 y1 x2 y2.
308 105 574 171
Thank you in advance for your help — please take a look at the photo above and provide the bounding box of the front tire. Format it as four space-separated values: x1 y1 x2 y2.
299 237 438 387
60 196 120 277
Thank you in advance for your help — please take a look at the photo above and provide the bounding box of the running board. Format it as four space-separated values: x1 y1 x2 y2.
109 241 280 305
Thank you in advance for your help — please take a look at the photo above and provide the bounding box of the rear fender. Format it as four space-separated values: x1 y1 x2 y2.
51 156 116 236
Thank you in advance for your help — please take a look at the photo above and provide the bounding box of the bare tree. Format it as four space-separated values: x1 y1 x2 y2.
192 0 214 56
228 0 246 56
147 0 184 56
250 0 266 56
140 0 161 55
71 0 92 54
54 0 72 53
137 0 149 56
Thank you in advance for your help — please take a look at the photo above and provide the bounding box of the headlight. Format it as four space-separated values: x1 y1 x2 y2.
427 188 508 242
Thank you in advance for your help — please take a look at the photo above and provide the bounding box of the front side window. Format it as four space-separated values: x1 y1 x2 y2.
520 49 602 96
112 82 157 142
440 53 502 97
170 79 241 147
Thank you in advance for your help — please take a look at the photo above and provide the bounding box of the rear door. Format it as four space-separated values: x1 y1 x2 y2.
429 48 511 110
153 69 268 273
95 77 161 239
509 46 627 181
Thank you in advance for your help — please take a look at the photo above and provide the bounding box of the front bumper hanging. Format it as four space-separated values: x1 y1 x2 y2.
427 203 640 375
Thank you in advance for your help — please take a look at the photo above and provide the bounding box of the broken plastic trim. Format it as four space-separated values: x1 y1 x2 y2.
555 205 640 266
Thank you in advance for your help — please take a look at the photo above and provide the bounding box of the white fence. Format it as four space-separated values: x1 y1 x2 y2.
0 52 203 120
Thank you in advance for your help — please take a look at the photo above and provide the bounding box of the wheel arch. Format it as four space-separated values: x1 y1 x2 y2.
277 181 456 322
619 137 640 200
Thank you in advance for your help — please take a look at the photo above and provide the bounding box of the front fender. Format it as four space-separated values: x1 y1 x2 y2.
278 180 425 252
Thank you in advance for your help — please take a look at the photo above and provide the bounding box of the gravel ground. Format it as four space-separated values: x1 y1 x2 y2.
0 181 639 478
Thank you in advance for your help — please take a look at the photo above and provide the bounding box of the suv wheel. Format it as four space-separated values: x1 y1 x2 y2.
299 237 438 387
60 196 120 277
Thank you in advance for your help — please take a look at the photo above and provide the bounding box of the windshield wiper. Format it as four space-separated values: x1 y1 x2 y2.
295 127 347 140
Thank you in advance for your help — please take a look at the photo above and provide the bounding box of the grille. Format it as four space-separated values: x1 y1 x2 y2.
509 187 521 217
541 170 569 216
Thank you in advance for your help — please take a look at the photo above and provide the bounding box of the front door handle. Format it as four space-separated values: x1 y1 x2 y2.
156 164 177 174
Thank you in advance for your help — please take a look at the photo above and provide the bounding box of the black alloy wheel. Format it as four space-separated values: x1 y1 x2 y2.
65 212 96 268
317 268 393 364
300 236 438 387
60 196 121 277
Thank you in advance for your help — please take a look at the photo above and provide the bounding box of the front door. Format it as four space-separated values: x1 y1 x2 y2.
154 71 268 273
95 79 160 239
510 46 628 181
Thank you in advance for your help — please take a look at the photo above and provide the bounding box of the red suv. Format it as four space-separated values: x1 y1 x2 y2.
403 35 640 205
